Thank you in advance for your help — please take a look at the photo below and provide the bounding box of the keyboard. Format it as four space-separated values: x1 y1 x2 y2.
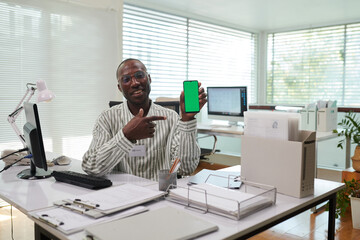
52 171 112 190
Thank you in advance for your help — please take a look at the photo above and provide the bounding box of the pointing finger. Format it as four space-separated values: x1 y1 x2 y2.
146 116 167 122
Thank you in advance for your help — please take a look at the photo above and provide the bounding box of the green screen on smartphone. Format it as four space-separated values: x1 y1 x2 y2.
183 80 200 113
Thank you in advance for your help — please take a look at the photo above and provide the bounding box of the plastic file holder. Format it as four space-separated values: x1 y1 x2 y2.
166 175 276 220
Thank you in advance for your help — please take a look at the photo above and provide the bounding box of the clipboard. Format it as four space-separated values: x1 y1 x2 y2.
30 206 148 235
54 183 165 218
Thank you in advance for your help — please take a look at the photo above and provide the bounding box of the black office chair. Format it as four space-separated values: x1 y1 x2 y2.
109 101 122 107
108 100 179 113
197 134 219 160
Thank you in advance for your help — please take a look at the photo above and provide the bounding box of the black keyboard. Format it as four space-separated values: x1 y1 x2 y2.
52 171 112 190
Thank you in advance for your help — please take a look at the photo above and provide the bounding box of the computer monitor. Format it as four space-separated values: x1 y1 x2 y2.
17 102 52 179
207 86 248 125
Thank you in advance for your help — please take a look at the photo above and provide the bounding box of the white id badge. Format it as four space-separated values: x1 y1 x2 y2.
129 145 146 157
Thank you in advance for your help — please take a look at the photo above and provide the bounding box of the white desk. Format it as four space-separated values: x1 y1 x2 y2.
197 123 244 137
316 131 351 169
197 124 350 169
0 161 344 240
199 122 338 141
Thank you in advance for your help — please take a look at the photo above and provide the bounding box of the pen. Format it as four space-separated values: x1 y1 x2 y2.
172 162 181 173
169 158 180 173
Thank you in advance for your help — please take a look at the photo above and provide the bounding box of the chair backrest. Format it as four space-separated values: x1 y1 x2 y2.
155 97 180 114
109 99 180 114
109 101 123 108
154 101 180 114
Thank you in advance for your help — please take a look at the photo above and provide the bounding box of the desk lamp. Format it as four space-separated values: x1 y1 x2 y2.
7 80 55 147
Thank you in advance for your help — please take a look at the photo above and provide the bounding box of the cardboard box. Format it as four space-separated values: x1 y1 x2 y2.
317 107 337 132
300 109 317 131
241 131 316 198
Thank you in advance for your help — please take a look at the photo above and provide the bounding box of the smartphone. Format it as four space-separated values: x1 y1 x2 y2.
183 80 200 113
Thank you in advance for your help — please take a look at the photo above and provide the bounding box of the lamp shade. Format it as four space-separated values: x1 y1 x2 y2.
36 80 55 103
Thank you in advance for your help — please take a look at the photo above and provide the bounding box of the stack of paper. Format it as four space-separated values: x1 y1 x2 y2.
244 111 300 141
167 183 274 220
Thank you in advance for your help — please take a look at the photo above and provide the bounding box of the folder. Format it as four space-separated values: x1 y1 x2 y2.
85 206 219 240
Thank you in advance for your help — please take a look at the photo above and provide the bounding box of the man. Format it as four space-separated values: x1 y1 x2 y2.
82 58 207 180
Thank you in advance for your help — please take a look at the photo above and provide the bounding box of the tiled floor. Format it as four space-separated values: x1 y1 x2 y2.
249 207 360 240
0 204 34 240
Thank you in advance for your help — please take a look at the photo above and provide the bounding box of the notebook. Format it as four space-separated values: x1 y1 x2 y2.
85 206 218 240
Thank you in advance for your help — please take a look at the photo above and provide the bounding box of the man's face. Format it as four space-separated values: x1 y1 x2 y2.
117 60 151 106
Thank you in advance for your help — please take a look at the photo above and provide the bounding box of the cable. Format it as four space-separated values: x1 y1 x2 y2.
0 147 28 161
0 154 32 173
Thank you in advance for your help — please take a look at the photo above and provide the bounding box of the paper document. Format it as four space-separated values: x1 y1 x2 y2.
30 206 147 234
72 183 163 211
54 183 164 218
244 111 300 141
189 169 242 188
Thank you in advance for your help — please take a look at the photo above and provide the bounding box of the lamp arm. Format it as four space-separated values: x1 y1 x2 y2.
7 84 36 147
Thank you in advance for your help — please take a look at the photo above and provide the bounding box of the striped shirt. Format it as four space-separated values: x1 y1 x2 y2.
82 102 200 181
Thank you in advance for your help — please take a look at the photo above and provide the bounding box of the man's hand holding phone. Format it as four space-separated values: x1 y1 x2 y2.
181 80 207 122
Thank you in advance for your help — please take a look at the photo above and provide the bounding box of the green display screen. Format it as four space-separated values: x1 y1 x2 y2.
183 80 200 113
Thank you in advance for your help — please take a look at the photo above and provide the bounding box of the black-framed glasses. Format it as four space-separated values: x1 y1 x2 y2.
120 71 147 84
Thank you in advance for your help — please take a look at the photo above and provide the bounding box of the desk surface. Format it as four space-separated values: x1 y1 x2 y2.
0 160 344 240
197 123 244 137
198 123 337 141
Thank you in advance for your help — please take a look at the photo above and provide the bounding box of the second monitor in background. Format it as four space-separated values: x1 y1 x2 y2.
207 86 247 126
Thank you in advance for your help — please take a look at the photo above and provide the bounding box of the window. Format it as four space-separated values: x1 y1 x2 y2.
267 23 360 106
123 5 257 103
0 0 118 158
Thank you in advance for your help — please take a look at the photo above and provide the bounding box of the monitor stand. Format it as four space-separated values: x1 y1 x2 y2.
210 122 231 128
210 121 244 128
17 162 52 179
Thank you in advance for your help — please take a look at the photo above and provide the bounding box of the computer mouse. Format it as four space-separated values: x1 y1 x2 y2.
52 155 71 165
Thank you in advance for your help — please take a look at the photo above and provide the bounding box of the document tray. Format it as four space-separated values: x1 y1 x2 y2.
166 178 276 220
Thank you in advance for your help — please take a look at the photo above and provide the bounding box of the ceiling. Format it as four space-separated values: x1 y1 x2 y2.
125 0 360 32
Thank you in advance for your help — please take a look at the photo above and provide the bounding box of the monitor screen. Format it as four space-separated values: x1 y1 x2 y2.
17 102 51 179
207 87 247 124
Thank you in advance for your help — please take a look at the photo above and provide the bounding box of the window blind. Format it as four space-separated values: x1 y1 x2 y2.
123 4 257 103
188 20 256 103
267 23 360 106
123 5 188 99
344 23 360 106
0 0 118 159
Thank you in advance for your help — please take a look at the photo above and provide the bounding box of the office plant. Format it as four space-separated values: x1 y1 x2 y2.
329 112 360 225
330 178 360 219
335 111 360 172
